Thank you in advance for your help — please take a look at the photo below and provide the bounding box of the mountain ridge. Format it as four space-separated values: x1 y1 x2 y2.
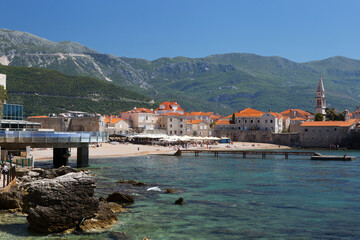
1 29 360 114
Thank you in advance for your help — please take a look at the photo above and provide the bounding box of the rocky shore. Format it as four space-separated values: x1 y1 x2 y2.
0 166 134 234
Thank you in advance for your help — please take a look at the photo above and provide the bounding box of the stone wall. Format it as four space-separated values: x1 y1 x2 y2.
272 133 300 146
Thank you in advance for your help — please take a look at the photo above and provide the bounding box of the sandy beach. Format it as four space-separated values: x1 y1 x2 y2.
30 142 291 161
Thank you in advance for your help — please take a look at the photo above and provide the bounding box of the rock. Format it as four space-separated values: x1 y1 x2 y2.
175 198 184 205
117 179 146 186
106 202 128 213
78 201 118 233
166 189 175 194
99 196 106 202
0 187 23 210
109 231 129 240
22 172 99 233
106 192 135 205
28 171 40 178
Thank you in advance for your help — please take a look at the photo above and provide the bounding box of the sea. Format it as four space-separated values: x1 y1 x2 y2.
1 149 360 240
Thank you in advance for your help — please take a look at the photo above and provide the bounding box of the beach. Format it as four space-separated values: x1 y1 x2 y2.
30 142 291 161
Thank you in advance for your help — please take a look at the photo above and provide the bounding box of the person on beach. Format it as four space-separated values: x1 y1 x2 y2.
138 147 140 152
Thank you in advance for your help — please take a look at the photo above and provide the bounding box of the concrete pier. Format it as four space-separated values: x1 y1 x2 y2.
53 148 70 168
77 146 89 168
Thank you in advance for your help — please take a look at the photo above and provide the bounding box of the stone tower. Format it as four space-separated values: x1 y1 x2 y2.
315 74 326 115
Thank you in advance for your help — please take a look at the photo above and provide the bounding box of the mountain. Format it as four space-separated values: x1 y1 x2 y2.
1 28 360 114
0 65 155 116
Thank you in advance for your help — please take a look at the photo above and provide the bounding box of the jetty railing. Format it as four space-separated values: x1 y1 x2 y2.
1 165 16 188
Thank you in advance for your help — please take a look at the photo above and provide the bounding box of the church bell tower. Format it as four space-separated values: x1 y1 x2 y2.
315 74 326 115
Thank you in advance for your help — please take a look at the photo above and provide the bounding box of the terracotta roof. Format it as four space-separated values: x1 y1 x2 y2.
28 116 49 118
124 107 154 114
265 112 283 118
155 101 184 112
211 114 221 119
215 119 231 125
105 118 123 124
280 109 312 119
234 108 264 117
291 117 306 121
187 119 203 124
189 112 213 116
162 112 184 116
301 119 358 127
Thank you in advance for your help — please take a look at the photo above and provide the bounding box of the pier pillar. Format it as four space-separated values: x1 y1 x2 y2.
285 153 288 159
53 148 70 168
77 146 89 168
262 153 266 159
243 152 246 158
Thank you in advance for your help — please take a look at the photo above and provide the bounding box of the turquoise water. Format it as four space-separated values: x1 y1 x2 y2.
1 150 360 239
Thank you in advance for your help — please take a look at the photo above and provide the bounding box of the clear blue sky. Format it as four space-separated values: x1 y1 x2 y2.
1 0 360 62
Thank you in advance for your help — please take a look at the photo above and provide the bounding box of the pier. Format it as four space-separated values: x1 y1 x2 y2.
174 149 356 161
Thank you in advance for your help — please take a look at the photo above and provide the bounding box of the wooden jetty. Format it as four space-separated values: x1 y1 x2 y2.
174 149 356 161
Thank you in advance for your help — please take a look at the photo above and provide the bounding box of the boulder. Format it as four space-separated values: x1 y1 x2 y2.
22 171 99 233
106 192 135 205
109 231 130 240
78 201 118 232
106 202 129 213
117 179 146 186
166 189 175 194
0 187 23 210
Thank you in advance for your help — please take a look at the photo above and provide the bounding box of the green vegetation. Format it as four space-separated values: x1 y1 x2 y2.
0 65 156 116
314 113 324 121
325 108 345 121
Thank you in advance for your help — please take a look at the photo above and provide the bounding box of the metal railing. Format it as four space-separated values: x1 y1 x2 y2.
0 131 109 143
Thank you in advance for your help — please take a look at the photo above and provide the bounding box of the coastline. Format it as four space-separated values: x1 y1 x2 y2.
30 142 292 161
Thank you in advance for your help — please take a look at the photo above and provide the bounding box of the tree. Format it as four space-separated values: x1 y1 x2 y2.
315 113 324 121
231 113 236 124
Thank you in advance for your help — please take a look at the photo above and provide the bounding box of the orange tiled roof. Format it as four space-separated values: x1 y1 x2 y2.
301 119 358 127
292 117 306 121
187 119 203 124
211 114 221 119
280 109 312 119
124 107 154 114
189 112 213 116
215 119 231 125
234 108 264 117
28 116 49 118
105 118 123 124
162 112 184 116
155 101 184 111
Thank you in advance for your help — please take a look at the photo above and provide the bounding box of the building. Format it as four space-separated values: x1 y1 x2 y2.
120 107 158 131
280 109 312 132
158 112 186 136
27 113 105 132
155 101 184 115
315 74 326 115
187 112 213 123
300 119 359 148
186 119 211 137
104 117 130 135
260 111 284 133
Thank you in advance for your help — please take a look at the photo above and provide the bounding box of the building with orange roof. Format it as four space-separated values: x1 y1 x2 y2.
187 112 213 123
260 111 284 133
104 117 130 135
155 101 184 115
120 107 159 131
158 112 186 136
300 119 359 148
280 109 313 132
186 119 212 137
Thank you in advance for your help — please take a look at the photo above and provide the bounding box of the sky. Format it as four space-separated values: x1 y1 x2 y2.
1 0 360 62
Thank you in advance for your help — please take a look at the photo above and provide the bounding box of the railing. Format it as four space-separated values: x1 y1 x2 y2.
1 157 34 168
0 131 109 143
0 165 16 189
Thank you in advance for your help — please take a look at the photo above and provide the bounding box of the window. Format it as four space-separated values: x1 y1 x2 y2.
170 118 172 122
238 120 241 123
245 120 247 123
180 124 183 128
200 126 203 129
204 126 207 129
270 120 273 123
200 131 203 135
304 128 308 132
175 131 177 134
335 128 337 131
170 131 172 134
146 116 149 120
209 131 212 135
265 120 267 123
180 131 183 134
251 120 253 123
170 124 173 128
180 118 183 122
238 127 241 129
257 120 260 123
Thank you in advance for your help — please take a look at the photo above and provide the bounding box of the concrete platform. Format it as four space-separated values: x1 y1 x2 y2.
311 155 356 161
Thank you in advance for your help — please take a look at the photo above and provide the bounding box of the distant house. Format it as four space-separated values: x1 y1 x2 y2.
104 117 130 135
155 101 184 115
300 119 359 148
186 119 211 137
280 109 313 132
187 112 213 123
120 107 158 131
158 112 186 136
260 111 283 133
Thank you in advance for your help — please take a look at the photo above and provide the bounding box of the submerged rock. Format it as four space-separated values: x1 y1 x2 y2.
175 198 184 205
109 231 130 240
22 171 99 233
117 179 146 186
106 192 135 205
166 188 176 194
78 201 118 232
